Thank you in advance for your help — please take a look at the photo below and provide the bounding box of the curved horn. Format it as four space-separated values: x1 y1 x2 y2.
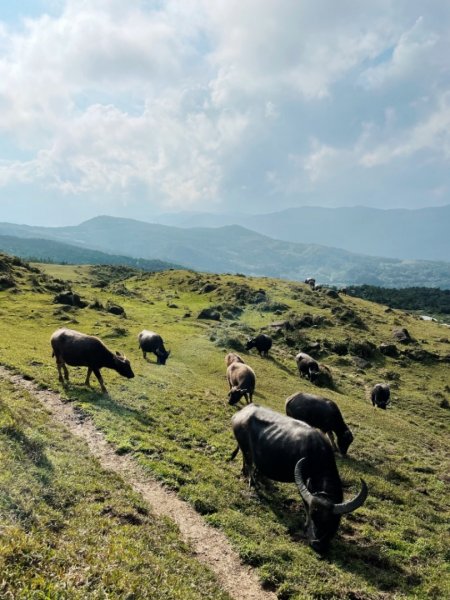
333 479 368 515
294 459 314 507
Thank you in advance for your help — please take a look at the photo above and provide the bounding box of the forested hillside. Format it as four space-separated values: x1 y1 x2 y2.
347 285 450 316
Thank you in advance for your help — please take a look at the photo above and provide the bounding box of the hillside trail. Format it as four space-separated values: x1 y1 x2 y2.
0 366 276 600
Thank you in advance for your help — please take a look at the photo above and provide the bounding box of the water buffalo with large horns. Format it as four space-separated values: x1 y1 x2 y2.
51 328 134 394
230 404 367 552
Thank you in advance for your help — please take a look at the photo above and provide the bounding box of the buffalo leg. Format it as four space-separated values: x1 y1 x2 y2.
93 368 107 394
85 368 92 387
55 356 69 384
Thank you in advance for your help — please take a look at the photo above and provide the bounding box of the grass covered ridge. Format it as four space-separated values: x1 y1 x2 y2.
0 255 449 599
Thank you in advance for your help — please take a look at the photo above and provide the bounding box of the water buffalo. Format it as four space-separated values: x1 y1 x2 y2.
305 278 316 288
225 352 245 367
371 383 390 409
51 328 134 394
246 334 272 357
296 352 320 382
226 354 256 405
230 404 367 553
285 392 353 455
138 330 170 364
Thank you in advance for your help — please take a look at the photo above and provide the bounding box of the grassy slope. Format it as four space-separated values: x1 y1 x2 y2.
0 381 230 600
0 234 183 271
0 260 449 599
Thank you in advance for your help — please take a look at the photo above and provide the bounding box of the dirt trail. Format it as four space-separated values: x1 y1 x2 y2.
0 366 276 600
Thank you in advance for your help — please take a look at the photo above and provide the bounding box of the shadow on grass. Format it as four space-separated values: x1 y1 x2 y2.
63 384 156 428
2 425 53 471
253 478 418 595
267 356 297 376
330 539 419 594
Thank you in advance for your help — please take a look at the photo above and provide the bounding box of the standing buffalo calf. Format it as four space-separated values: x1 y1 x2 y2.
285 392 353 455
138 330 170 364
246 334 272 357
371 383 390 409
230 405 367 553
296 352 320 382
226 353 256 405
51 328 134 394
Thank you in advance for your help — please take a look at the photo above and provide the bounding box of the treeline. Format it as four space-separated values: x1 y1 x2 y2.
346 285 450 314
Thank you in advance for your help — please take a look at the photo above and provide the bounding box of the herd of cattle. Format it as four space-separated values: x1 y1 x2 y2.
50 326 392 552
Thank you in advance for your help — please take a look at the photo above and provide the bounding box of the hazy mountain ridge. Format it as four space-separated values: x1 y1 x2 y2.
1 215 449 288
153 205 450 262
0 234 182 272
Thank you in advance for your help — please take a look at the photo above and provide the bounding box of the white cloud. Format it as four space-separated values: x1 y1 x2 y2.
359 17 439 90
0 0 449 221
360 92 450 166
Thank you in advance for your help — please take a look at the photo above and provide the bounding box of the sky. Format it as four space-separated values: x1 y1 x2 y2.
0 0 450 225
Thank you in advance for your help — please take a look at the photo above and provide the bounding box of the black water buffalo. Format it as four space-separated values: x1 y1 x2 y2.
138 330 170 364
226 354 256 405
230 404 367 552
51 328 134 394
295 352 320 382
246 334 272 357
305 278 316 288
371 383 390 409
285 392 354 455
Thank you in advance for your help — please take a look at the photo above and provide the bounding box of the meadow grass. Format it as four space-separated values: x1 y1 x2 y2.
0 377 231 599
0 262 449 599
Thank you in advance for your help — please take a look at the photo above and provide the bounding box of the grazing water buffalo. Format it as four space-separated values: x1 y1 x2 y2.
138 330 170 364
285 392 354 455
296 352 320 382
246 334 272 357
51 328 134 394
371 383 390 409
226 354 256 405
230 405 367 552
225 352 245 367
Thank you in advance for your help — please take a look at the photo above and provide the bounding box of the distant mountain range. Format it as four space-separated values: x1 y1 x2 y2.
0 215 449 288
152 205 450 262
0 235 181 272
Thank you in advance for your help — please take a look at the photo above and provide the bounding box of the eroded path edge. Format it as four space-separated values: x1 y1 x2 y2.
0 367 276 600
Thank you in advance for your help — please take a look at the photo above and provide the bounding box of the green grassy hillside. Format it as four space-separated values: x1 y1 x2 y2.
0 253 449 599
0 234 183 271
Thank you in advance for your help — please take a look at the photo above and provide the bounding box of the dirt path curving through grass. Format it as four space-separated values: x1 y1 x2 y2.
0 366 276 600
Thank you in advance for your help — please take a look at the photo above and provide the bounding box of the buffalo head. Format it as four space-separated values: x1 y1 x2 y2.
155 348 171 365
114 352 135 379
294 459 367 553
337 429 354 456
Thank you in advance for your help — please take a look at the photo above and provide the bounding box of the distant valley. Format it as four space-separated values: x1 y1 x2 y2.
1 215 449 288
